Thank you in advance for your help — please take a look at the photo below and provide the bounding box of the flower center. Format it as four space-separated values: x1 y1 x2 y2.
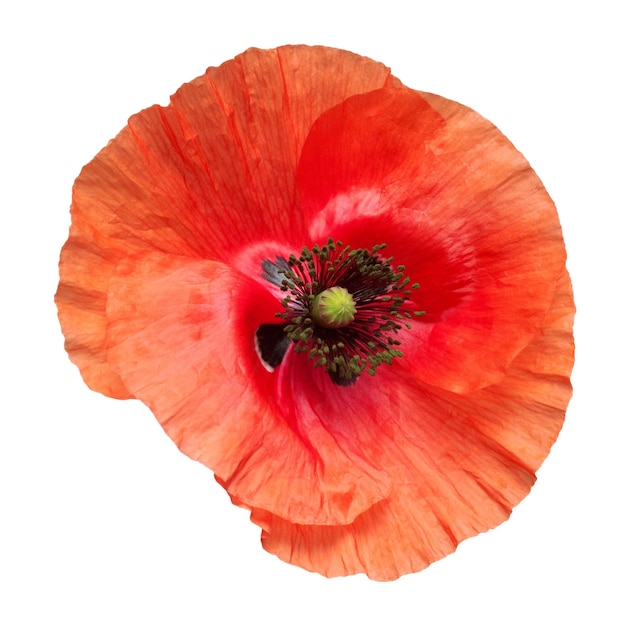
257 239 423 386
311 287 356 328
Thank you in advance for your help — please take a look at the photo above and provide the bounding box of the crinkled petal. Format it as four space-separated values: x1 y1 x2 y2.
298 87 566 392
104 252 392 524
55 46 575 581
247 271 574 580
56 45 400 397
56 240 132 398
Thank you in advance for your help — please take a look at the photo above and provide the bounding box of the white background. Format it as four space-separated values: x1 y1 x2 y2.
2 1 624 624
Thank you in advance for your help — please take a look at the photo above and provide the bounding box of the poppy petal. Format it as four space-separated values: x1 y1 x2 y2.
104 252 393 524
56 46 400 398
247 271 574 580
297 87 566 392
56 237 133 398
56 45 575 580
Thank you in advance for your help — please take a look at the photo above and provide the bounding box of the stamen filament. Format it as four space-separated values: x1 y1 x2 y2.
267 238 424 385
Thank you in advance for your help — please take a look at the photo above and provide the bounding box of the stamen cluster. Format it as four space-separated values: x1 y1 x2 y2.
275 238 423 385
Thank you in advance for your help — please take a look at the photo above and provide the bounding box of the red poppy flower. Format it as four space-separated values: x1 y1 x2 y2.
56 45 574 580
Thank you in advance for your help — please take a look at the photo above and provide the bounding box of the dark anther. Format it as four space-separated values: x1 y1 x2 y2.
261 257 291 288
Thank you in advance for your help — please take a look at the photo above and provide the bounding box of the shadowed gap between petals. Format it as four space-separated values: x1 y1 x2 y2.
57 283 106 312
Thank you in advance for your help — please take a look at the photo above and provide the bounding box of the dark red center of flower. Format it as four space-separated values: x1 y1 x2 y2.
256 239 423 386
